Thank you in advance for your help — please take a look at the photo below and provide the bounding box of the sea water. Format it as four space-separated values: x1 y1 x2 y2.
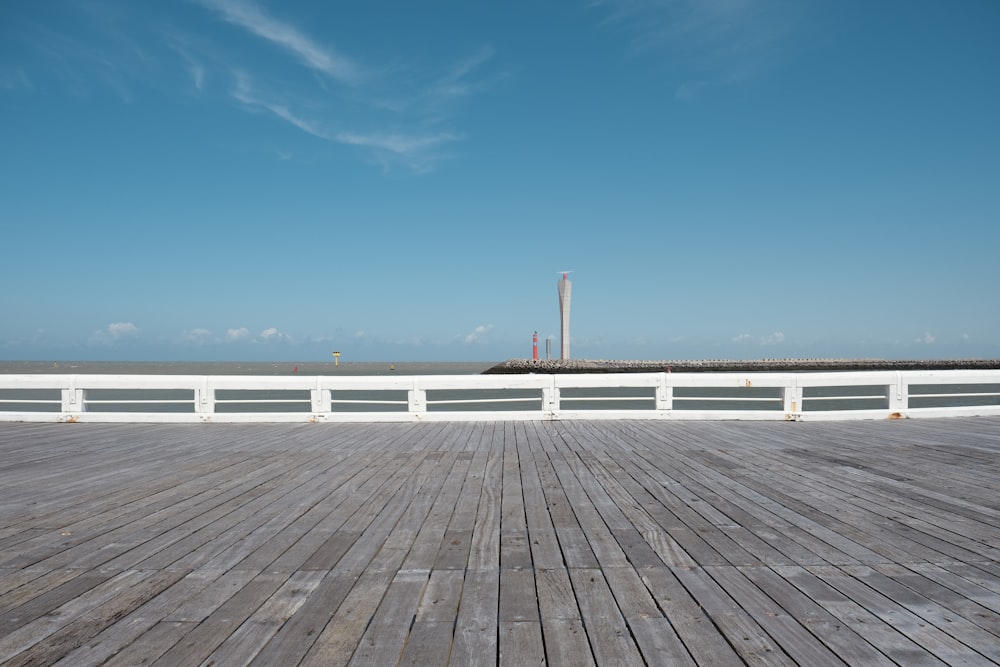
0 360 496 376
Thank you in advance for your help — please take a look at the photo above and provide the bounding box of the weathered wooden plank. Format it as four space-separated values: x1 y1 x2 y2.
1 569 183 667
499 566 538 623
776 564 948 666
152 571 287 667
200 569 326 665
500 429 533 571
713 423 1000 567
100 620 194 667
1 417 999 667
530 440 599 569
415 568 464 623
401 447 471 570
0 571 140 663
577 452 698 568
705 564 848 666
908 561 1000 617
0 451 270 566
628 617 698 667
540 617 594 666
642 450 890 566
268 449 417 572
348 569 428 666
534 567 580 621
566 567 644 666
810 564 989 666
451 569 499 666
49 568 229 667
467 425 502 572
299 439 461 665
399 620 454 665
298 571 393 667
199 448 393 573
601 566 697 665
518 424 566 570
843 563 1000 663
546 450 630 568
601 448 735 567
368 452 464 574
326 455 441 577
499 620 546 666
435 433 490 570
390 569 466 664
164 567 260 623
248 574 357 667
0 571 110 631
738 564 897 666
752 462 994 565
670 564 798 666
637 566 745 666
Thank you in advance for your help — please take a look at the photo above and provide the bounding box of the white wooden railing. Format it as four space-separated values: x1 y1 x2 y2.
1 370 999 423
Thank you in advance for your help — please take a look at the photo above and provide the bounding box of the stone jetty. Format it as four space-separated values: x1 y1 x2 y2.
484 358 1000 374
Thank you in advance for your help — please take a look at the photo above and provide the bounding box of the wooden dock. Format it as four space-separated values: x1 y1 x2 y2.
1 417 999 665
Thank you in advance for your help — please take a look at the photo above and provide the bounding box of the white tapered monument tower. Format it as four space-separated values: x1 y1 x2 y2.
558 272 572 359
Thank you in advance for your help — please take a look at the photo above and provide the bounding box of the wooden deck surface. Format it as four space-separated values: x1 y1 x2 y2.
1 417 999 666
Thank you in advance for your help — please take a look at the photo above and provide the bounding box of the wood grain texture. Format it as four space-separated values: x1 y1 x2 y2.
0 417 998 665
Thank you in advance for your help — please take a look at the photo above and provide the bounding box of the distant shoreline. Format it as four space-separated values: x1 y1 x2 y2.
483 358 1000 374
0 361 496 376
3 359 999 376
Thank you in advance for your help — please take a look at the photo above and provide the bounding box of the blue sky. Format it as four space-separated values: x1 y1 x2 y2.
2 0 998 362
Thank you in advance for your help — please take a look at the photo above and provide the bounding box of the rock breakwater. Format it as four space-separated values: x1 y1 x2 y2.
483 358 1000 374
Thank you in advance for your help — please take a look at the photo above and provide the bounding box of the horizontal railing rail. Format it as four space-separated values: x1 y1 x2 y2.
1 370 999 423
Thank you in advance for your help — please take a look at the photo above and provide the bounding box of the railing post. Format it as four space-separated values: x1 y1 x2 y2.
312 378 330 415
782 377 802 420
542 376 559 417
886 372 907 416
61 376 85 414
408 379 426 415
195 379 215 416
655 372 673 411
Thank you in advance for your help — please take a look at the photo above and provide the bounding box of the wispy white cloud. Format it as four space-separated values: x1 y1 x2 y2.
231 70 462 171
733 331 785 345
194 0 361 82
463 324 494 344
182 327 255 344
190 62 205 91
183 326 290 344
91 321 139 344
335 130 459 172
593 0 810 98
370 46 502 119
231 70 329 138
13 1 498 175
432 46 498 99
259 327 291 342
2 329 49 349
183 328 214 344
0 66 32 91
916 332 936 344
163 34 209 93
107 322 139 338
